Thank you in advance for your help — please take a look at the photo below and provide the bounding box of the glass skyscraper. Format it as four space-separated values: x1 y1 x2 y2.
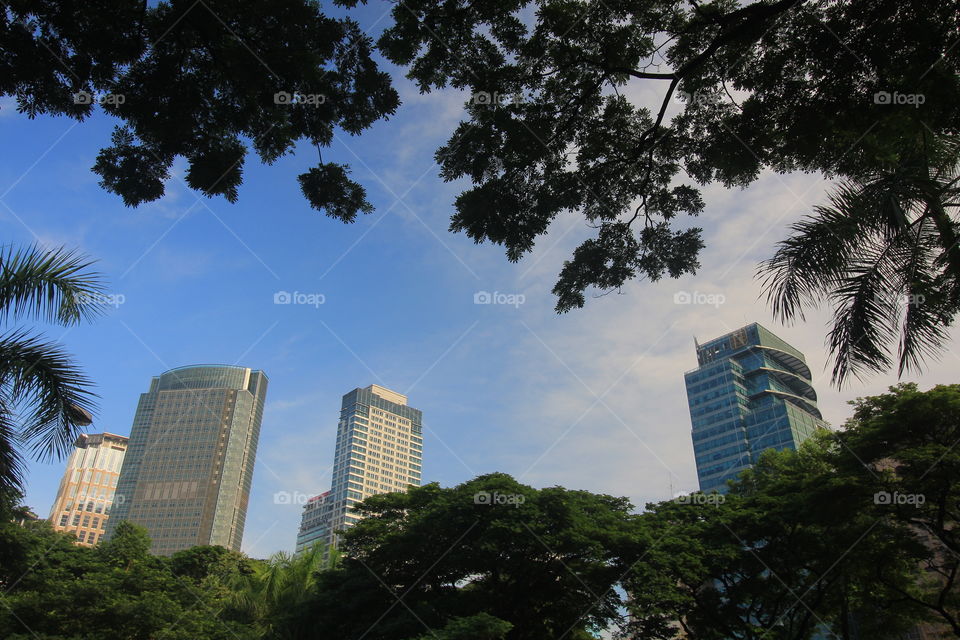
104 365 268 555
296 384 423 554
684 323 828 493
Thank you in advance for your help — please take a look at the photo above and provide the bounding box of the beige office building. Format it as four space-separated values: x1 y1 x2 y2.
48 432 128 546
104 365 268 556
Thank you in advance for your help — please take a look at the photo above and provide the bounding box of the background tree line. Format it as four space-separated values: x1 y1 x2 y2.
1 383 957 639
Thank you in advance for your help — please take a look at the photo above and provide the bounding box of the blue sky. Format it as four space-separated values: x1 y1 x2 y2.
3 4 958 558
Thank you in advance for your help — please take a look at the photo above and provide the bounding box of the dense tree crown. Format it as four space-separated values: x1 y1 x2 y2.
3 1 958 381
1 0 398 218
378 0 959 382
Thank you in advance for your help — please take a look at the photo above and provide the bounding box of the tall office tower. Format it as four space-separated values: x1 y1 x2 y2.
104 365 268 556
296 384 423 554
684 323 829 493
48 432 128 546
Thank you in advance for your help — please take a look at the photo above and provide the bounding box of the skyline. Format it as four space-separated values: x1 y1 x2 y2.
3 9 958 559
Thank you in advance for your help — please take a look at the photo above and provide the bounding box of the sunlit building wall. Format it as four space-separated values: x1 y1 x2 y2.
296 384 423 554
104 365 268 555
48 432 128 546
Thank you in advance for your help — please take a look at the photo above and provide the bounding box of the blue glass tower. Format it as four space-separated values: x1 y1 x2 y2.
684 323 828 493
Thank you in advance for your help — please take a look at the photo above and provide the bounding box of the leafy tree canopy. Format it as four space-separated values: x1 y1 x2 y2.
829 383 960 635
407 613 513 640
0 519 257 640
379 0 958 307
1 0 399 218
378 0 960 381
2 396 956 640
4 2 958 381
302 473 638 640
626 383 960 638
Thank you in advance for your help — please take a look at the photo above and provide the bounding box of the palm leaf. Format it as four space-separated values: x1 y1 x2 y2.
761 141 960 385
0 244 107 326
827 209 927 384
897 215 951 376
0 330 98 464
0 398 26 494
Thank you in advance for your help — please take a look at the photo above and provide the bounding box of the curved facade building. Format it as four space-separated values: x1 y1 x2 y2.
684 323 828 493
104 365 268 555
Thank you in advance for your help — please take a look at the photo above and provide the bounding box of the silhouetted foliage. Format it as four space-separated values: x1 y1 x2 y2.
2 385 956 638
1 0 399 220
379 0 959 380
0 520 256 640
4 1 957 379
0 245 105 493
301 473 637 640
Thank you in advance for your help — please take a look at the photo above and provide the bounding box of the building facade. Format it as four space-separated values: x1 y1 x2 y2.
296 384 423 554
684 323 828 493
48 432 128 546
296 491 334 552
104 365 268 555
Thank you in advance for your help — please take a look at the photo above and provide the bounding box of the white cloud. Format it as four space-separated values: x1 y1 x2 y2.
473 167 960 514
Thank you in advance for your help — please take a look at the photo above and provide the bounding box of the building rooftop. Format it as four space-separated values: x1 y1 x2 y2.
691 322 807 369
365 384 407 406
74 432 130 448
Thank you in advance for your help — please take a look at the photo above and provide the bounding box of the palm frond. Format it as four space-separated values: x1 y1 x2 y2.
827 228 912 385
0 330 97 465
897 214 952 376
0 398 26 494
762 138 960 385
0 244 107 327
759 180 889 322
